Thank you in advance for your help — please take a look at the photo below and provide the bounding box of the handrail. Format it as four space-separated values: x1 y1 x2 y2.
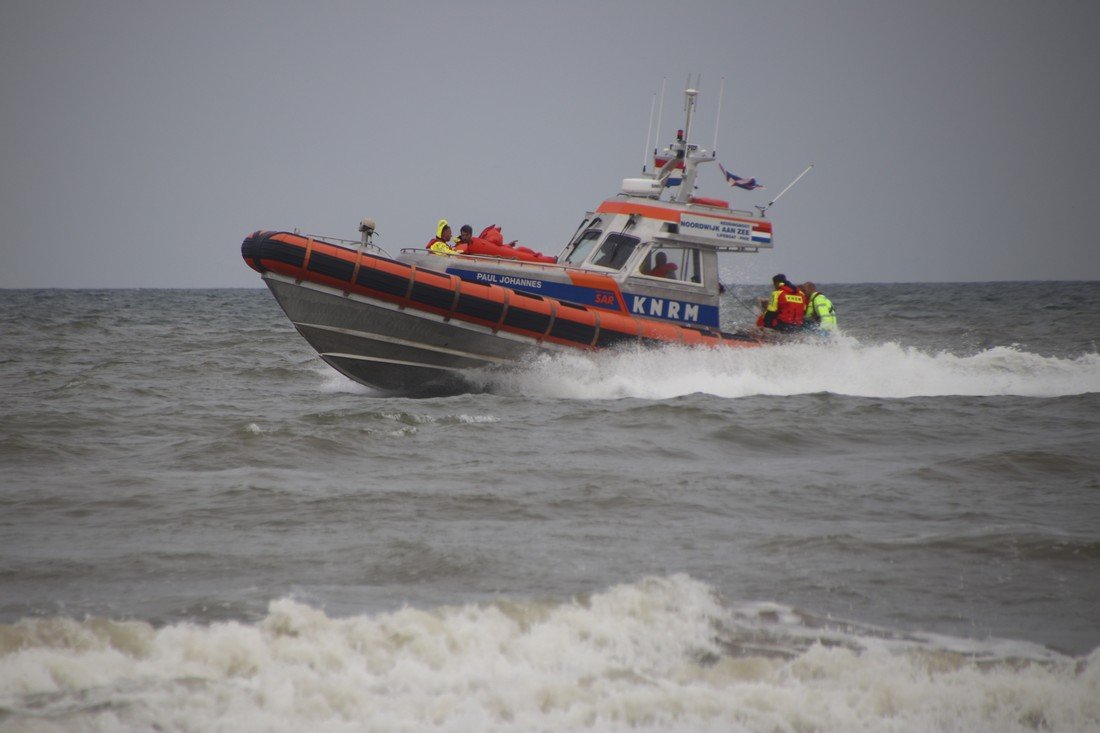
305 233 392 259
652 234 766 252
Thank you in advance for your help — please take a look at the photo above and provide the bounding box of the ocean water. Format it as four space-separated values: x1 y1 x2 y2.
1 282 1099 732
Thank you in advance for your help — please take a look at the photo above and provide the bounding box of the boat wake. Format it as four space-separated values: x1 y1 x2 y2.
472 338 1100 400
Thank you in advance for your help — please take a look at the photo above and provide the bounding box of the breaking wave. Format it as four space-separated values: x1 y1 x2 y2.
0 575 1095 732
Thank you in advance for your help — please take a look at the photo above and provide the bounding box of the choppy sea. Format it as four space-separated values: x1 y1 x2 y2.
1 281 1099 732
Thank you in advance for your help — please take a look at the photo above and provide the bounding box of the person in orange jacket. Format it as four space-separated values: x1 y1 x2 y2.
648 251 679 279
762 273 806 332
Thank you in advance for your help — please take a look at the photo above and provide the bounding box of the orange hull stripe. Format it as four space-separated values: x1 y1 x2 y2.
595 199 772 232
596 200 681 222
565 270 628 312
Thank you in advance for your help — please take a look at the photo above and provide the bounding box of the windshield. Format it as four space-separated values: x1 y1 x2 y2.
562 230 601 265
591 233 640 270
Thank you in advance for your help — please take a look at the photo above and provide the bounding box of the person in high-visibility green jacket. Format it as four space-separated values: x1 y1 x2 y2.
802 281 837 332
426 219 459 255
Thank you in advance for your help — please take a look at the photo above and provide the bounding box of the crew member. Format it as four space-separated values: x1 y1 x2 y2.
802 281 837 332
426 219 458 255
648 251 678 278
762 273 805 332
455 224 474 251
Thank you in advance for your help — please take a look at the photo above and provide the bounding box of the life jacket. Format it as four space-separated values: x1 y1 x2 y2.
769 284 805 326
649 262 678 278
426 238 457 255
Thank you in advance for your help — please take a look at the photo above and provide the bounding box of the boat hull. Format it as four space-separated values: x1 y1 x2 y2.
263 274 539 393
242 230 760 393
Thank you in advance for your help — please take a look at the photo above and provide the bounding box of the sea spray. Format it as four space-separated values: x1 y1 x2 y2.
478 340 1100 400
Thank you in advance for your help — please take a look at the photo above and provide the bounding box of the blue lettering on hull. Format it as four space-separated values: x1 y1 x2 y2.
447 268 718 328
626 295 716 327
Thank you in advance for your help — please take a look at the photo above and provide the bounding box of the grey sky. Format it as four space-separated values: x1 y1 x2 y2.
2 0 1098 288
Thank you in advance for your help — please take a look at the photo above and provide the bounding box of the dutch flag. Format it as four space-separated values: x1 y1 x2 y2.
719 163 763 191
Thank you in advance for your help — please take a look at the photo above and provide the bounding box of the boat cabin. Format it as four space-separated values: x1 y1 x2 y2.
397 85 774 331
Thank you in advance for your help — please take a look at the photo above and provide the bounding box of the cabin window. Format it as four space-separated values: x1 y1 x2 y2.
591 233 640 270
562 229 601 265
637 245 702 284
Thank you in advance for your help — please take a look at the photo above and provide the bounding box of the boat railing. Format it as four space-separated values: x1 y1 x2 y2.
307 233 392 258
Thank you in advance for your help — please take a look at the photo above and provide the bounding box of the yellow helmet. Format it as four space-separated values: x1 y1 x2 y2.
436 219 449 238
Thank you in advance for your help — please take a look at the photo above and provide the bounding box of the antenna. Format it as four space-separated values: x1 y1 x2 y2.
756 164 814 217
653 78 666 157
683 84 699 148
682 74 702 147
712 77 725 156
642 91 657 173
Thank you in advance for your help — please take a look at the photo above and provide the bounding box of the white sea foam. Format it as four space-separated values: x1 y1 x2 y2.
379 411 436 424
457 414 501 423
0 576 1096 732
488 340 1100 400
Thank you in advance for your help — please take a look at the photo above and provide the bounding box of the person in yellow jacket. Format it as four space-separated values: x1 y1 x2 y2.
802 281 837 332
426 219 459 255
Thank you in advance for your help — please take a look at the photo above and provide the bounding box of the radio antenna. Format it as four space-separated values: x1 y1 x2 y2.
653 78 666 158
712 76 725 156
756 164 814 217
642 90 657 173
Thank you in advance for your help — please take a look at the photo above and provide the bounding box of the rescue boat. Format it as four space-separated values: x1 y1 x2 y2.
241 86 787 393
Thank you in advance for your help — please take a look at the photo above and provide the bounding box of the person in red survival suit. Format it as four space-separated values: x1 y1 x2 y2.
761 273 806 332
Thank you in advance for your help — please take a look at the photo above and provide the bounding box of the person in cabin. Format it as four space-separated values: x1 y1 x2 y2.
762 273 805 332
426 219 459 255
801 281 837 332
649 251 678 279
